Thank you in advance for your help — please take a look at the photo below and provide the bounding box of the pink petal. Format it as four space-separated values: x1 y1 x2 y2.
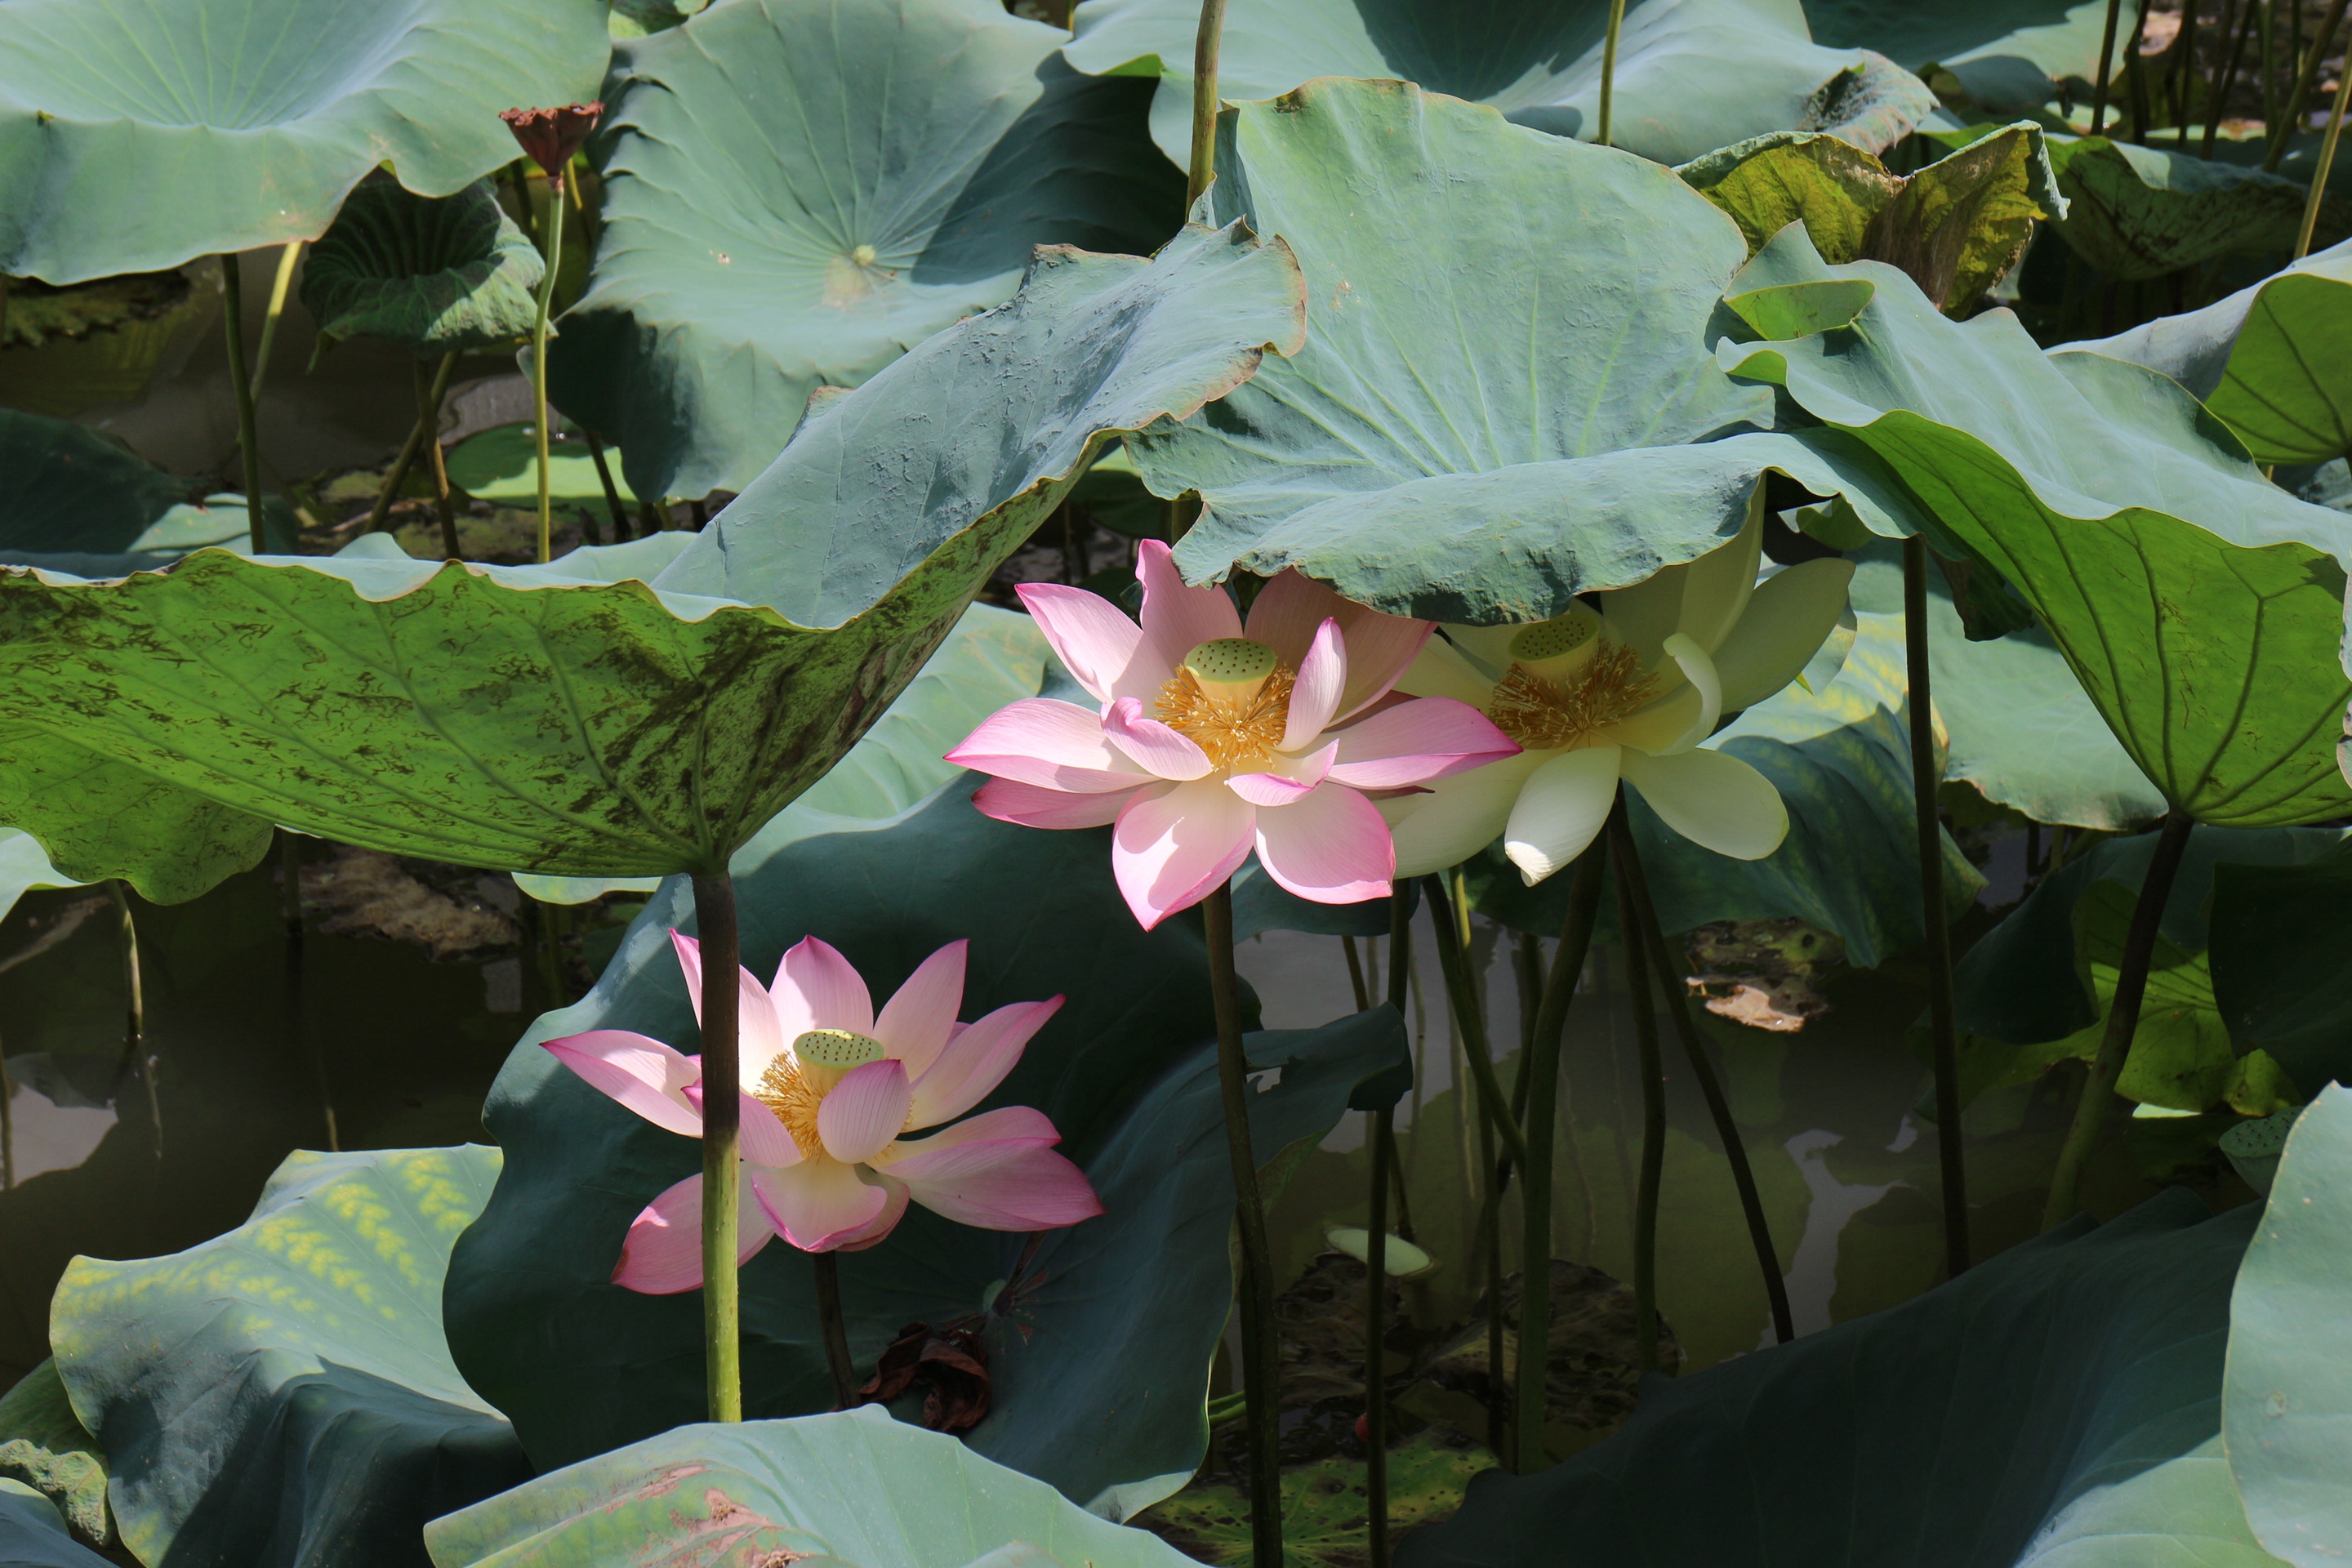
1244 569 1431 719
1228 770 1319 807
1254 784 1395 905
817 1058 913 1165
907 996 1064 1128
750 1159 892 1253
1324 697 1521 789
1111 779 1257 930
1334 612 1436 720
947 699 1153 792
1282 617 1348 750
612 1169 777 1294
739 1093 803 1168
972 777 1138 829
1136 538 1241 672
881 1109 1103 1232
874 940 967 1076
544 1030 703 1138
777 936 873 1036
1015 582 1156 705
668 929 787 1087
1104 697 1213 781
1241 568 1354 666
830 1174 911 1254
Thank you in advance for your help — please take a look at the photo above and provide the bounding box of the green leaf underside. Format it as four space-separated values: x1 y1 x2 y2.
48 1145 528 1568
1398 1192 2278 1566
550 0 1186 500
0 409 194 557
299 172 545 356
0 0 610 282
2207 841 2352 1098
0 220 1306 898
1064 0 1930 169
1723 229 2352 828
2081 240 2352 466
424 1410 1192 1568
446 774 1407 1510
2226 1084 2352 1568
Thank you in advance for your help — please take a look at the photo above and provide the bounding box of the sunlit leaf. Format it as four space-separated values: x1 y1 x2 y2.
47 1145 529 1568
443 422 639 507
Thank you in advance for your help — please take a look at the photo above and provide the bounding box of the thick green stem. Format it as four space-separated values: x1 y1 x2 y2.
1187 0 1230 205
220 256 267 553
247 241 303 408
368 352 457 534
1597 0 1629 146
2042 811 2196 1228
2296 35 2352 256
813 1250 858 1409
416 358 462 560
1903 537 1970 1277
2267 0 2349 168
586 431 630 540
1614 838 1666 1374
1514 846 1607 1473
692 871 743 1423
530 179 568 564
1422 876 1528 1167
1201 883 1281 1566
2089 0 2127 133
1386 896 1417 1243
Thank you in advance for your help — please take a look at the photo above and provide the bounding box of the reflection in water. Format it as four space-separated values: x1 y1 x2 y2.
1779 1130 1891 1340
2 1084 114 1187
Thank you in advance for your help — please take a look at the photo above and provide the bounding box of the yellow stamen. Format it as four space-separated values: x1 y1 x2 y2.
1486 639 1657 751
1156 662 1297 770
754 1054 827 1158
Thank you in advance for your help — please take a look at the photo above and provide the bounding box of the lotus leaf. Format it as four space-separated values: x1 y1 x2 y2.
443 423 641 507
0 0 610 282
549 0 1187 501
1806 0 2127 114
0 219 1304 901
1138 1431 1494 1564
443 780 1407 1513
1680 122 2060 313
2207 840 2352 1099
1064 0 1932 169
1720 228 2352 829
424 1408 1190 1568
0 1482 105 1568
2227 1084 2352 1567
47 1144 529 1568
0 409 191 554
2079 239 2352 466
299 172 545 358
1399 1190 2280 1565
0 1361 106 1548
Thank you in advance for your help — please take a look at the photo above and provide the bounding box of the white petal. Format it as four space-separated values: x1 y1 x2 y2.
1620 746 1788 861
1381 750 1541 878
1714 558 1855 713
1503 746 1622 884
1650 634 1722 755
1676 485 1765 654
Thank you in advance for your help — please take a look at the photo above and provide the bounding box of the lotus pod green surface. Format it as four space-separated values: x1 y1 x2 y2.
298 172 545 358
0 220 1305 901
0 0 611 282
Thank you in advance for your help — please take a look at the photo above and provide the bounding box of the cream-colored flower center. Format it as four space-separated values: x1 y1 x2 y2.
1486 639 1656 751
1156 637 1296 771
755 1029 889 1158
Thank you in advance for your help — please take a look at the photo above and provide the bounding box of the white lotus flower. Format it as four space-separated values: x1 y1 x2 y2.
1383 506 1853 884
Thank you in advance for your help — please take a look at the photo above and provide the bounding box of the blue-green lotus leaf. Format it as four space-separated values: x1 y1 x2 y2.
443 773 1407 1515
1064 0 1931 169
299 172 545 358
1806 0 2127 114
549 0 1186 501
47 1144 529 1568
0 0 610 282
0 1481 106 1568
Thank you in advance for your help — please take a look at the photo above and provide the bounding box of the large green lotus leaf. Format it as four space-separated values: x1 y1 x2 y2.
0 220 1304 900
442 424 641 507
2207 842 2352 1099
2080 240 2352 466
1805 0 2125 114
47 1144 529 1568
549 0 1185 501
1397 1190 2279 1566
300 172 544 358
1720 229 2352 829
1125 79 1936 617
1063 0 1931 170
425 1409 1188 1568
1678 122 2060 314
1847 543 2163 828
444 782 1407 1513
2227 1084 2352 1566
0 1482 106 1568
0 0 609 283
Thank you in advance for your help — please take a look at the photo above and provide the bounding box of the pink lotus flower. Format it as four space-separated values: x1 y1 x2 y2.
546 934 1100 1292
947 541 1520 929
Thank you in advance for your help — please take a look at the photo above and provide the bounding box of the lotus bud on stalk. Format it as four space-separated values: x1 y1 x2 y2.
497 100 603 564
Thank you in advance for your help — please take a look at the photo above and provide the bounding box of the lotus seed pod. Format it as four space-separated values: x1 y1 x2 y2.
795 1028 888 1071
1507 609 1603 675
1183 637 1280 693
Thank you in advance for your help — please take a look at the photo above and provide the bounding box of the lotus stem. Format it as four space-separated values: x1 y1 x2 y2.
586 431 630 539
2296 30 2352 256
2042 811 2196 1228
2089 0 2127 133
1200 882 1281 1565
2172 0 2201 149
1613 830 1667 1374
1421 875 1528 1167
2125 0 2156 142
0 1021 12 1190
247 240 302 408
1187 0 1230 205
813 1251 858 1409
1902 537 1970 1276
367 352 458 534
691 871 744 1423
1611 808 1795 1344
1514 845 1607 1473
1385 909 1417 1245
530 176 568 565
2268 0 2349 167
1361 887 1414 1568
2207 0 2261 157
1428 869 1515 1454
416 357 462 560
1597 0 1629 147
1343 934 1370 1011
220 255 268 554
108 880 163 1162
